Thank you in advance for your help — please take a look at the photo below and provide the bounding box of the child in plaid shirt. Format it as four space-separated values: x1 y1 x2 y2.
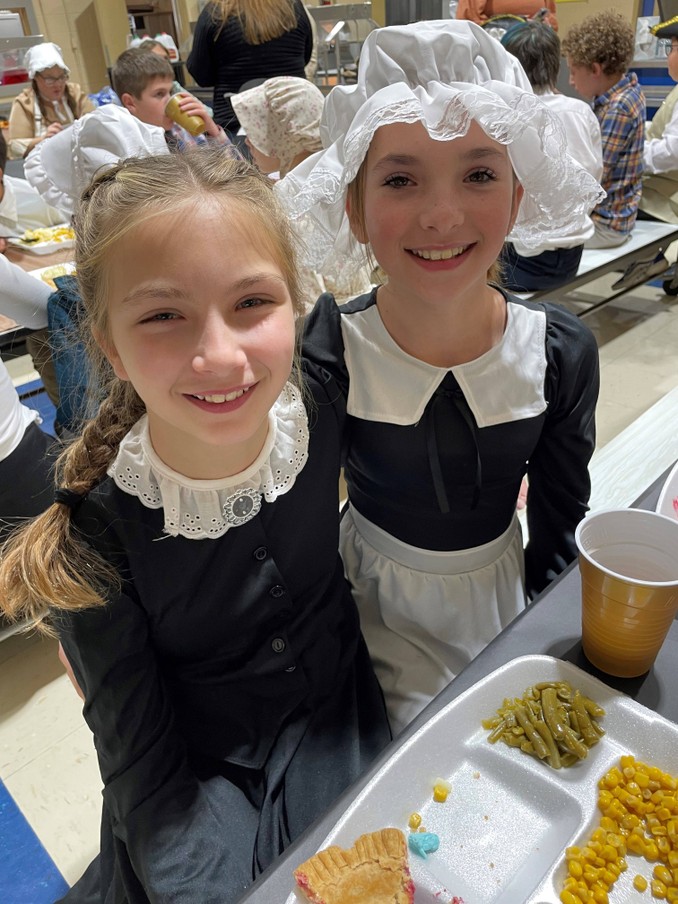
563 10 645 248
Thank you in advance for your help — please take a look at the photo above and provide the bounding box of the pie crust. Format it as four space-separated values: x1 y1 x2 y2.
293 827 415 903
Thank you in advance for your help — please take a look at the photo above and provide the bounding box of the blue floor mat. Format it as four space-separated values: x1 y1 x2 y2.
17 378 57 438
0 779 69 903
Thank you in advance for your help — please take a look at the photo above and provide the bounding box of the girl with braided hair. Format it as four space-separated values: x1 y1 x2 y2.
0 149 389 904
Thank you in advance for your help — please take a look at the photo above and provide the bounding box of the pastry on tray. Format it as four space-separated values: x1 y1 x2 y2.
293 827 415 903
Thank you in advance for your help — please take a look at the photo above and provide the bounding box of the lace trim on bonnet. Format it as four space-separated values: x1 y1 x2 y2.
107 383 309 539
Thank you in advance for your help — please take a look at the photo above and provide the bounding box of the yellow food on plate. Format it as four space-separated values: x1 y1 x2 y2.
20 225 75 245
560 755 678 903
38 264 75 290
482 680 605 769
293 827 415 903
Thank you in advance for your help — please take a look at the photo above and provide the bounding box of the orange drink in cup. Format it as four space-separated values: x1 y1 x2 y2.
165 94 205 137
575 508 678 678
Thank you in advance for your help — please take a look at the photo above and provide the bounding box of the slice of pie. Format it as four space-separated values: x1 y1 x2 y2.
293 827 415 903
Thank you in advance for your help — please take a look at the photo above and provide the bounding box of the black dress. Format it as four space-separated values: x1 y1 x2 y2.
56 380 390 904
187 1 312 133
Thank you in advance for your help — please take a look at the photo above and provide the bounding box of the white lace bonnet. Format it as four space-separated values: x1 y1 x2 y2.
275 20 605 279
24 104 169 219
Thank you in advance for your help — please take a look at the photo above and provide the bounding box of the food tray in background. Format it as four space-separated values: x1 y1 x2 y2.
27 262 76 290
8 225 75 255
656 461 678 522
286 655 678 904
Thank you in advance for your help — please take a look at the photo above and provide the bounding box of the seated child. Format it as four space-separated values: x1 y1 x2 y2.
500 21 603 291
138 38 213 114
231 76 374 306
112 47 237 154
278 20 602 734
0 150 390 902
562 10 645 249
24 103 168 219
638 17 678 223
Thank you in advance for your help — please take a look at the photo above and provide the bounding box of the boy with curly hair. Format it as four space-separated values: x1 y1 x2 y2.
563 10 645 247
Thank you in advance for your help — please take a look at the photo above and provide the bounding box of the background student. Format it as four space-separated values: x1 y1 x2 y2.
7 43 95 160
638 17 678 224
563 10 645 249
500 21 603 291
0 150 390 903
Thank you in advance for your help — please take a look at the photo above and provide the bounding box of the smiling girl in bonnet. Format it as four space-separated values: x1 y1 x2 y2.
278 19 604 734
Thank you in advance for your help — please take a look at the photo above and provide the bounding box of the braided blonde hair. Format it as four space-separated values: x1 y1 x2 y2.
0 149 305 633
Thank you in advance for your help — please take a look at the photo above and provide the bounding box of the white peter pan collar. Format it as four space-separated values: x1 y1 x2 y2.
108 383 309 539
341 300 547 428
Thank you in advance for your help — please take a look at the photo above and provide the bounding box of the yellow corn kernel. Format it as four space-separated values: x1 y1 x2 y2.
645 841 660 861
654 866 673 885
634 874 648 892
569 860 584 878
407 812 421 830
651 879 668 898
432 779 451 803
559 891 582 904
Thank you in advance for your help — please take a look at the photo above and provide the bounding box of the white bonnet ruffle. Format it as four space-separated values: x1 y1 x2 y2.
24 105 169 218
24 42 70 79
275 20 605 279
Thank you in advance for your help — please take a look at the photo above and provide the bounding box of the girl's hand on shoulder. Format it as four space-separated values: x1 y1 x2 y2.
45 122 63 138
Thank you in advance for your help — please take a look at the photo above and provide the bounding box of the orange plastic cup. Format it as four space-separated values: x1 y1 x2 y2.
575 509 678 677
165 94 205 137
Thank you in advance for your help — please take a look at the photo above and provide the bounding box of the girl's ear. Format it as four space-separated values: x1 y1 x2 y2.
93 328 129 382
345 194 368 245
590 62 603 78
508 181 525 235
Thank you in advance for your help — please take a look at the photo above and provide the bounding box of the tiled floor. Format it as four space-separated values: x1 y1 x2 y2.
1 275 678 900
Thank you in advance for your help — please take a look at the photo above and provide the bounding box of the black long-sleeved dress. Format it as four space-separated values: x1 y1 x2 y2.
302 289 600 731
56 380 390 904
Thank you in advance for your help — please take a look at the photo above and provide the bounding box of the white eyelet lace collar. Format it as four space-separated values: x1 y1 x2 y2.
107 383 309 539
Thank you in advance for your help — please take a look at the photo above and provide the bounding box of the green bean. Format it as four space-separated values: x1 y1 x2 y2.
572 690 600 746
514 704 550 760
482 679 605 770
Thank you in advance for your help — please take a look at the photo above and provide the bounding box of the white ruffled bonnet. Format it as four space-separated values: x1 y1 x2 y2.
275 20 605 278
24 42 70 79
24 104 169 219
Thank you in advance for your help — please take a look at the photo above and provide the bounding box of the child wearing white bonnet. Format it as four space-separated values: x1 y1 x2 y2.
234 76 374 305
8 42 95 160
285 20 603 734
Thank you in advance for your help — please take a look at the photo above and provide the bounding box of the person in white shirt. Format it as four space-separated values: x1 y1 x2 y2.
0 257 54 541
0 132 63 254
500 21 604 291
639 17 678 223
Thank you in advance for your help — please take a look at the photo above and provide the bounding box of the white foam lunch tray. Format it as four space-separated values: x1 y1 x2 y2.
286 655 678 903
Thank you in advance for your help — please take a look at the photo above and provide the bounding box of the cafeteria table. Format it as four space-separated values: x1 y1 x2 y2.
239 466 678 902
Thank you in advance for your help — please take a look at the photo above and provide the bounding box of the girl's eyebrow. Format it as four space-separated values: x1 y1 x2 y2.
121 285 183 306
121 274 287 305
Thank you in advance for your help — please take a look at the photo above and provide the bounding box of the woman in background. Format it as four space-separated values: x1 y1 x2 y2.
8 43 94 159
187 0 312 137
